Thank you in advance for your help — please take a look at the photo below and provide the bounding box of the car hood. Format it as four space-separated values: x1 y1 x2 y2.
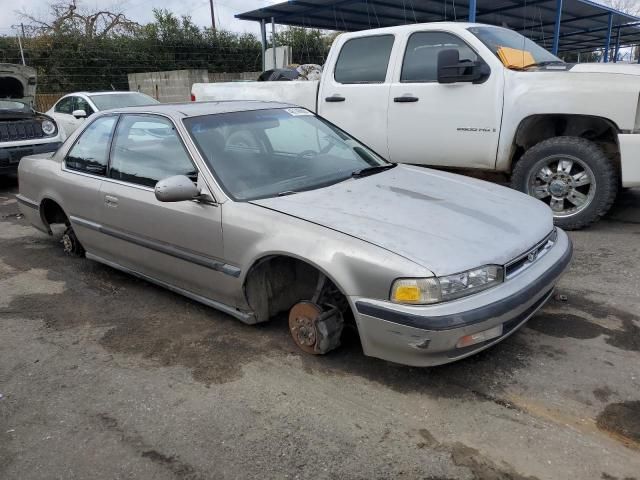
570 63 640 76
251 166 553 276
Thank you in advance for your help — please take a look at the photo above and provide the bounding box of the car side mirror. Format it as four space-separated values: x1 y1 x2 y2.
437 49 490 84
72 109 87 119
155 175 201 202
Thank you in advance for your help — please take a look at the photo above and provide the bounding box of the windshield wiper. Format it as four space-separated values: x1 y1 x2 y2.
351 164 396 178
277 190 298 197
522 60 566 70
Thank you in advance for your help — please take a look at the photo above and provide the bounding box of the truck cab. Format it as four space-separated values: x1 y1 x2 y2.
192 22 640 229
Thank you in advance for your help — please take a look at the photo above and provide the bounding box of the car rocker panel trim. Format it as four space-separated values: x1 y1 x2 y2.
70 215 241 277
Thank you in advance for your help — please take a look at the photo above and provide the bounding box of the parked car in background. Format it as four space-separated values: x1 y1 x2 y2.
193 22 640 230
1 63 65 175
47 91 158 136
17 101 572 366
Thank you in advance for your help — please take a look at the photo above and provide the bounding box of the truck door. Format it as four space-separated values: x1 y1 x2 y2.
387 31 504 169
318 34 396 159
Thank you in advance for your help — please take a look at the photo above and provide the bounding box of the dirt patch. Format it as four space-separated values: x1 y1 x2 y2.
415 428 538 480
593 386 616 403
526 294 640 352
97 413 202 480
596 401 640 450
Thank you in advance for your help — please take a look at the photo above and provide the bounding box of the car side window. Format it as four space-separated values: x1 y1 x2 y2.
334 35 394 84
401 32 478 83
109 115 196 188
75 97 95 116
55 96 75 114
65 116 117 175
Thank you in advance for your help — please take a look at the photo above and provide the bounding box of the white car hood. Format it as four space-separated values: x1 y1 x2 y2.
570 63 640 76
252 166 554 276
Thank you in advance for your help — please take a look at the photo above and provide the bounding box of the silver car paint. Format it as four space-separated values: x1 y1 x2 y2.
18 101 570 366
253 165 554 276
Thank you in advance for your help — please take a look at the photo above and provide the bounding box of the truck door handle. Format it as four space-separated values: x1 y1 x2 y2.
394 96 419 103
104 195 118 207
325 95 345 103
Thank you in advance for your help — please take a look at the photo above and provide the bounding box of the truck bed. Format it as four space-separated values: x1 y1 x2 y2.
191 80 319 112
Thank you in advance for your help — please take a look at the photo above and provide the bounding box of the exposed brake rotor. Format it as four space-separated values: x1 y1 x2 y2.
288 301 343 355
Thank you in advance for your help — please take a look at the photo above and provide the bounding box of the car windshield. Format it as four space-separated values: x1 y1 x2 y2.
184 108 390 201
89 93 159 111
0 100 31 113
468 26 564 70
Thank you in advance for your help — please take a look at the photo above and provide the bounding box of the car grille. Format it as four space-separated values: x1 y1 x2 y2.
0 120 46 142
505 229 557 279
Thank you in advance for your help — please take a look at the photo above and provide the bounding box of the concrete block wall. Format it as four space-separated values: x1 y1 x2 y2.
128 69 261 103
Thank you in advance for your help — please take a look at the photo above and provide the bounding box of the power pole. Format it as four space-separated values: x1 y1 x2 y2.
209 0 216 30
18 23 26 66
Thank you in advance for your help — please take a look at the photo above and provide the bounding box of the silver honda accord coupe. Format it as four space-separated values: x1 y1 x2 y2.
17 101 572 366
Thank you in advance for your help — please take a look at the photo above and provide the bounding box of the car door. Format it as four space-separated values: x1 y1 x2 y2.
387 31 504 169
61 115 117 252
51 96 78 137
67 96 95 134
317 34 396 159
98 114 231 305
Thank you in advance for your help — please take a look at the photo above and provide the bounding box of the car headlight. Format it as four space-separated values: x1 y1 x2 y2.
41 119 57 136
391 265 504 305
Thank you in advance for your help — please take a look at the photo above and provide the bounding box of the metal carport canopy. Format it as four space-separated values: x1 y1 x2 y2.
236 0 640 55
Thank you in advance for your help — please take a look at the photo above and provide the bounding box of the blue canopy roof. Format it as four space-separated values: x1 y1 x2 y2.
237 0 640 53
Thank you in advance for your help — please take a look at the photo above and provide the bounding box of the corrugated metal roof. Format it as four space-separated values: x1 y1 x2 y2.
237 0 640 53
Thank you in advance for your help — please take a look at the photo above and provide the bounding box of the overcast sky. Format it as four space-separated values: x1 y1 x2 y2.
1 0 282 35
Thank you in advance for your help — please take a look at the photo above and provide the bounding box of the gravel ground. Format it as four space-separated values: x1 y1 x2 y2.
0 174 639 480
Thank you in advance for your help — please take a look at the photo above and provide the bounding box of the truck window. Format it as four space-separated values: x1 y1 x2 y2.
334 35 394 84
401 32 478 83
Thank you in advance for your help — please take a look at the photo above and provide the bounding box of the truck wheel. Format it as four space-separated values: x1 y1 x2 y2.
512 137 618 230
61 226 85 257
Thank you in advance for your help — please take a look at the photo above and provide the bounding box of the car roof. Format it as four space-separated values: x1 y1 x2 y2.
76 91 149 96
105 100 298 118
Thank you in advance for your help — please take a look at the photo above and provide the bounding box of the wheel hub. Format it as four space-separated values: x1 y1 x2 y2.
289 302 322 354
288 301 344 355
527 155 596 218
62 234 74 254
549 177 570 197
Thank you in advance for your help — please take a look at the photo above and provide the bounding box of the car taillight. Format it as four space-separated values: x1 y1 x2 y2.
190 93 195 102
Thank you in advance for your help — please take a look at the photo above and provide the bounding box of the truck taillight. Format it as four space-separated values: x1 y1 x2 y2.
190 93 195 102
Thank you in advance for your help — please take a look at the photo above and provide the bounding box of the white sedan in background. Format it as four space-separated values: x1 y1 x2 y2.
47 91 158 137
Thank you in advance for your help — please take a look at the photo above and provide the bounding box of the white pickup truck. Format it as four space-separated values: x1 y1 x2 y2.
193 22 640 229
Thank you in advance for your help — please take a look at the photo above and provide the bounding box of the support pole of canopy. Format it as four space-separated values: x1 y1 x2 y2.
271 17 277 69
604 13 613 63
260 19 267 71
552 0 563 55
468 0 477 22
613 26 621 63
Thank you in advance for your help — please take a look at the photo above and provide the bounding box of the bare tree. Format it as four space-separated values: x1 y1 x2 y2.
18 0 139 37
601 0 640 16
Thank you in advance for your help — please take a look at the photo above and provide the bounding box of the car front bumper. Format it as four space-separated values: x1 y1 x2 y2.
0 141 62 173
351 228 573 367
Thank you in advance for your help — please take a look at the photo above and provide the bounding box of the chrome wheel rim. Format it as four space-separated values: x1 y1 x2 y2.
526 155 596 218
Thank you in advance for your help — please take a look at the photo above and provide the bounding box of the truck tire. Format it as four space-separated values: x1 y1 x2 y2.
511 136 618 230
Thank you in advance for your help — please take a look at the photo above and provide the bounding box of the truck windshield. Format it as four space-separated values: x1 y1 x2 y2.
184 108 390 201
468 26 564 70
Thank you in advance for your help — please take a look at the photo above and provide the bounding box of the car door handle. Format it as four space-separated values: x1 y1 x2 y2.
325 95 345 103
104 195 118 207
394 95 419 103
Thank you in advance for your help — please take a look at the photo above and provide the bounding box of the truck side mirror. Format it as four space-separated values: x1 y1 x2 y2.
437 49 490 84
